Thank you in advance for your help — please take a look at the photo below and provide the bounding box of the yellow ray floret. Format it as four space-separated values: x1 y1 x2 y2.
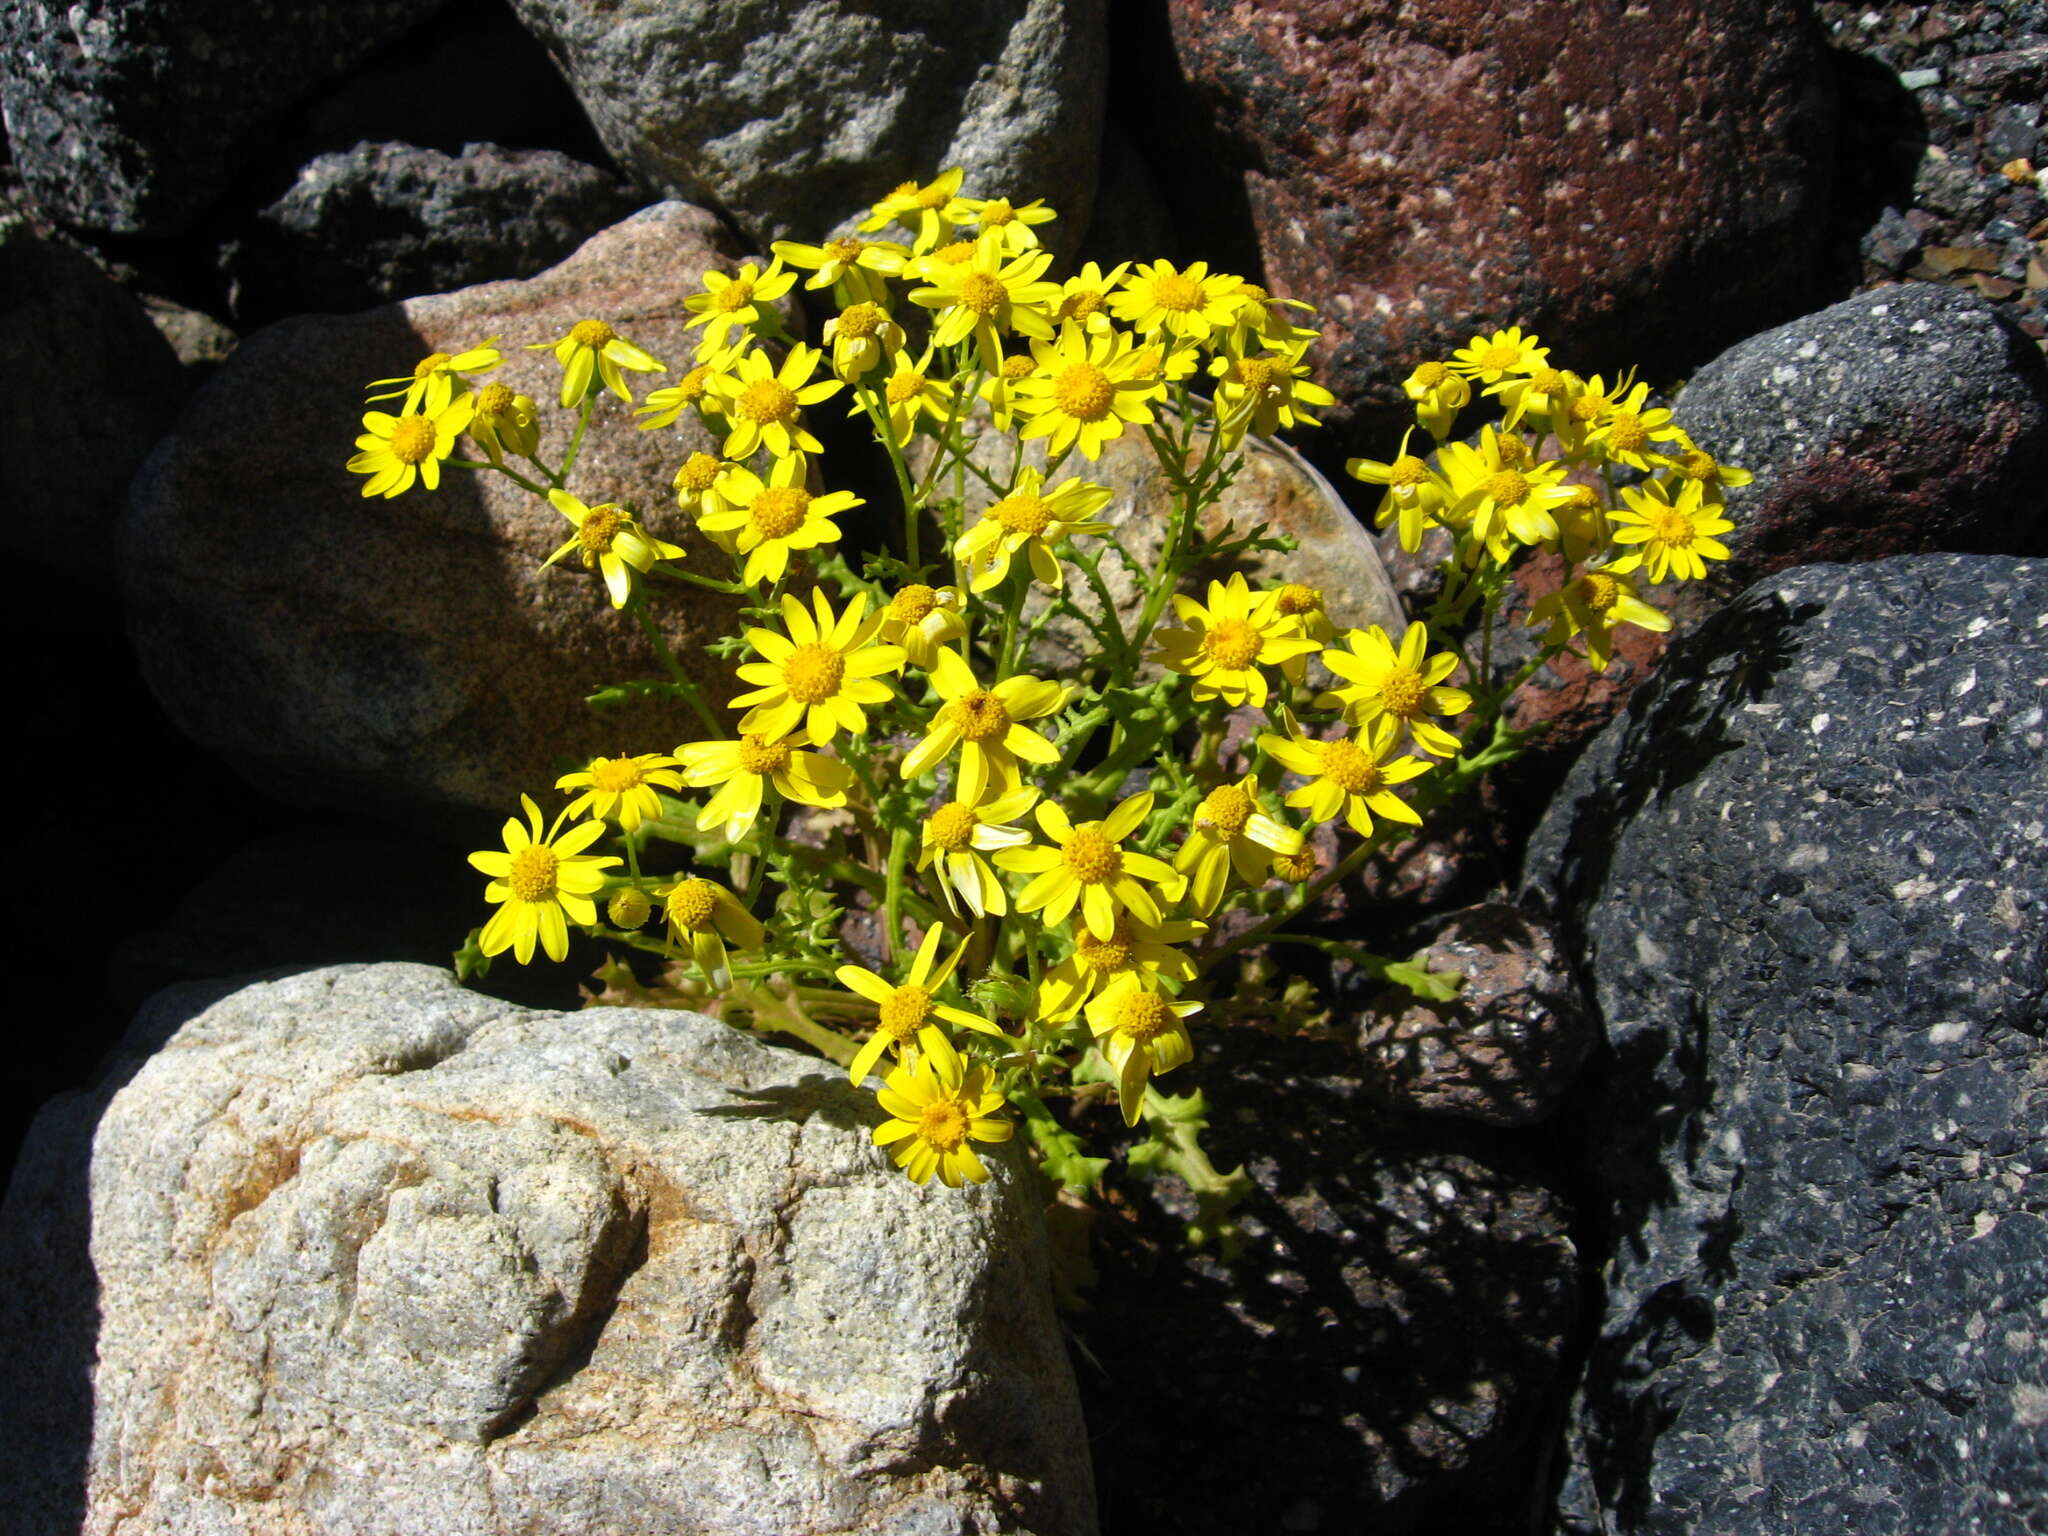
525 318 664 408
468 794 622 965
1260 716 1432 838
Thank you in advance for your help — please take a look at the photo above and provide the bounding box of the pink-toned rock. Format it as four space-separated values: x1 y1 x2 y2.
122 202 756 826
1165 0 1834 434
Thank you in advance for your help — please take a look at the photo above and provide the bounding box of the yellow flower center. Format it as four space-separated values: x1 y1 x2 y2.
1271 847 1317 882
878 985 933 1039
1529 367 1567 395
1075 929 1133 973
712 277 755 313
577 506 625 559
1200 618 1262 671
1197 783 1254 837
676 365 711 403
1412 361 1448 388
989 493 1052 537
957 272 1005 315
1484 471 1530 507
836 302 884 338
569 319 615 349
607 888 652 928
738 378 798 425
1565 484 1601 513
885 371 925 404
979 199 1015 227
915 181 952 210
736 732 791 774
1494 434 1532 469
1319 741 1386 795
1570 393 1604 423
1238 282 1270 303
944 689 1011 743
1377 666 1428 717
588 756 645 793
749 485 812 539
927 802 980 851
1060 289 1104 320
1577 573 1620 613
1000 353 1034 381
413 351 452 378
889 583 938 623
1061 827 1122 884
1234 356 1280 392
1110 989 1173 1043
1676 449 1719 482
932 240 976 265
782 644 845 703
388 416 438 465
826 236 865 263
666 879 719 932
916 1097 971 1152
1605 411 1647 452
1275 582 1322 617
1053 362 1113 421
1154 273 1202 312
1389 454 1428 488
1648 508 1696 547
477 382 515 416
1480 341 1520 371
675 452 722 493
890 180 919 198
507 845 558 902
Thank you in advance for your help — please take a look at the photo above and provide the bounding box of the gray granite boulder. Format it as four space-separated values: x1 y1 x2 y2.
1525 554 2048 1534
0 963 1095 1535
505 0 1107 252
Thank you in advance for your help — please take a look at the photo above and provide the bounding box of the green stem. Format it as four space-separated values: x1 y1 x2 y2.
448 458 549 497
859 382 924 568
883 823 912 966
560 392 597 481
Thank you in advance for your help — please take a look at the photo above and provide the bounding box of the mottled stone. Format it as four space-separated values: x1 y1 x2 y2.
1526 554 2048 1535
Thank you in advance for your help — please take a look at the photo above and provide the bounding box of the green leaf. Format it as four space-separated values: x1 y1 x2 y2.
452 926 492 982
1383 959 1465 1003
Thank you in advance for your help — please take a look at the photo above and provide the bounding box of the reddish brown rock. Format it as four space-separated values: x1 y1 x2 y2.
1164 0 1835 435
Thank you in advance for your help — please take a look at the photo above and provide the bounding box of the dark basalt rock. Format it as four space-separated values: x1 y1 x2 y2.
1525 553 2048 1535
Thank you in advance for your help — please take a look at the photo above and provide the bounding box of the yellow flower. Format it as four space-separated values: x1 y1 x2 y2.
879 582 968 670
525 318 664 408
1270 581 1335 686
1053 261 1129 333
1315 621 1471 757
1667 442 1753 498
541 490 685 609
955 193 1058 253
467 794 621 964
1173 774 1304 916
899 648 1067 805
636 363 723 432
917 785 1037 918
871 1025 1013 1187
1011 322 1162 461
1346 426 1448 553
870 346 956 444
1260 716 1432 837
1608 478 1735 583
365 339 502 414
1450 325 1549 385
467 381 540 462
907 229 1060 374
1085 973 1202 1126
978 350 1038 431
1437 427 1577 562
953 466 1115 592
1151 572 1320 709
707 343 842 460
822 299 905 381
696 452 860 587
683 258 797 360
607 887 652 929
347 392 476 499
1220 281 1320 353
770 232 910 305
730 590 904 744
1034 912 1202 1023
1553 370 1636 457
672 449 738 530
659 876 764 988
675 726 853 842
994 792 1185 941
1207 341 1335 446
1485 364 1576 434
555 751 683 832
1588 381 1688 472
1110 258 1245 343
839 925 1007 1086
1527 568 1672 671
1402 360 1471 438
859 165 969 252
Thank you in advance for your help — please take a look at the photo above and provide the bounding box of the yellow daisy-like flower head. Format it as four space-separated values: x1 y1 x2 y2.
1315 621 1471 757
978 349 1039 431
707 342 842 460
1151 572 1321 710
1173 774 1304 916
525 317 664 408
954 467 1116 593
770 232 910 305
683 258 797 360
1437 428 1578 563
1053 261 1129 333
899 647 1067 806
659 876 765 989
955 193 1058 254
839 925 1008 1086
822 299 906 382
1554 369 1637 457
467 794 621 964
859 165 970 252
1109 258 1245 344
1207 341 1335 446
675 725 854 843
1667 441 1753 498
1486 363 1577 434
672 450 740 539
1589 381 1689 473
907 229 1060 374
729 589 904 744
1034 911 1203 1023
1011 322 1162 461
879 582 968 670
365 338 502 415
1346 426 1449 554
994 792 1186 941
1609 477 1735 584
347 393 476 499
636 363 724 433
1402 360 1472 439
870 345 957 444
871 1025 1013 1187
1084 973 1203 1126
555 750 683 833
1221 280 1320 353
916 784 1038 918
697 452 861 587
1527 567 1673 672
1270 580 1336 686
541 489 686 609
1449 325 1550 385
1260 716 1433 838
468 381 540 463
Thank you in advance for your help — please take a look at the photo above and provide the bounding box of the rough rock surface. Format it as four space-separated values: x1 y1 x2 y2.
0 963 1095 1536
123 201 753 825
0 0 445 236
1675 282 2048 587
1525 554 2048 1534
233 141 640 316
1354 902 1594 1127
506 0 1107 252
1165 0 1835 434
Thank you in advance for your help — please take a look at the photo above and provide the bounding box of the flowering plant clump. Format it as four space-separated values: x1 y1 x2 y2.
349 170 1742 1251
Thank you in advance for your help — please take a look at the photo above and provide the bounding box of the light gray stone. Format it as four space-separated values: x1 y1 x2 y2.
505 0 1107 253
33 963 1093 1535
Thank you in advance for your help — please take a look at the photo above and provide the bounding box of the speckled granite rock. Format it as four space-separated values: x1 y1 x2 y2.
0 963 1094 1536
1525 554 2048 1534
